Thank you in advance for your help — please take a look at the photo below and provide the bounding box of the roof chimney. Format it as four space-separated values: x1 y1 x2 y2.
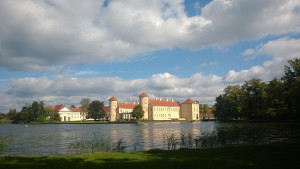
166 99 168 101
171 99 174 102
159 98 162 101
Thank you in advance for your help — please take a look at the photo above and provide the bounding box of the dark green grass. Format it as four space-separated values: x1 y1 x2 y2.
0 142 299 169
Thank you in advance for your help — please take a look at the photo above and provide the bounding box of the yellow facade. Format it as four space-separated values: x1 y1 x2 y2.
149 105 180 120
108 93 200 122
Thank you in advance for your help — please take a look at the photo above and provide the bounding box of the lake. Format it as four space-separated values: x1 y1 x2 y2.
1 121 299 156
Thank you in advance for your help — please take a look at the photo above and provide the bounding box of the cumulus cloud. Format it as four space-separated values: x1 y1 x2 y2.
224 37 300 83
1 37 299 113
0 0 299 71
0 72 225 112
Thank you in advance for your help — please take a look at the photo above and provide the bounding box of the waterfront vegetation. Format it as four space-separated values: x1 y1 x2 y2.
214 58 300 121
0 134 13 155
0 141 299 169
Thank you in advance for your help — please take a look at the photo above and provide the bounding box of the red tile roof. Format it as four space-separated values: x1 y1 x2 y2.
104 106 110 112
117 102 138 109
181 98 197 104
149 99 179 107
200 109 213 114
109 96 118 101
139 92 149 97
70 108 82 112
53 105 66 111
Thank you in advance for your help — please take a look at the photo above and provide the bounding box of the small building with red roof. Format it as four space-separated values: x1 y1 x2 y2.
51 105 85 122
180 99 200 120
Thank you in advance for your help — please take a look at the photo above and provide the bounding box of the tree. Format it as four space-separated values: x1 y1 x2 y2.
0 113 5 120
281 58 300 85
281 58 300 118
19 106 29 123
70 105 76 108
80 98 90 121
131 105 144 120
88 100 105 121
214 58 300 121
214 85 244 121
241 79 267 119
264 78 288 118
7 109 18 121
51 112 61 121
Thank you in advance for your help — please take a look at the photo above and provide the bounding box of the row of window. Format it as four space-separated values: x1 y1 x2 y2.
71 116 81 119
153 107 179 112
154 114 171 118
120 109 132 113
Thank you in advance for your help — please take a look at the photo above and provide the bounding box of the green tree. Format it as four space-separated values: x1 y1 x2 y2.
7 109 18 121
281 58 300 85
131 105 144 120
281 58 300 118
88 100 105 120
241 79 267 119
19 106 30 123
80 98 90 121
214 85 244 121
0 113 5 120
51 112 61 121
264 78 288 118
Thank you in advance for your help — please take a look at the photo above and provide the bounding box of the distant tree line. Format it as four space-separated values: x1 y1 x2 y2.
214 58 300 121
1 101 60 123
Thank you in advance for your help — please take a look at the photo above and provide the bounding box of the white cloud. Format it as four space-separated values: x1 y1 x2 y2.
0 0 299 71
1 37 299 113
224 37 300 83
0 72 225 113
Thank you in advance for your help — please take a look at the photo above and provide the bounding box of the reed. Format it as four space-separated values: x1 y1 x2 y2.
0 134 13 155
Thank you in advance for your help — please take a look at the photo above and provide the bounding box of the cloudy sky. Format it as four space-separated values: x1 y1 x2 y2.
1 0 300 113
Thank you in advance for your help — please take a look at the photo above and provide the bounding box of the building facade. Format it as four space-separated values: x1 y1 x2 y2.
53 105 85 122
180 99 200 121
108 92 200 122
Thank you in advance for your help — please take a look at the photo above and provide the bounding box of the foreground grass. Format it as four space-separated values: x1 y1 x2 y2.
0 142 299 169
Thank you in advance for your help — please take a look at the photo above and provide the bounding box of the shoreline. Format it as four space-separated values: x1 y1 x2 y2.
1 119 217 125
0 141 299 169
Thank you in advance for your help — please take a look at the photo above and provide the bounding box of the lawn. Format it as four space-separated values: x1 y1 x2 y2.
0 142 299 169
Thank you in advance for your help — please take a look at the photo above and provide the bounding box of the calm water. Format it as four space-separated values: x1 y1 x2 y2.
0 121 299 156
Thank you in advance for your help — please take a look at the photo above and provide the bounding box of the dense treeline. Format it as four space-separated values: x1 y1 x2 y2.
1 101 60 123
214 58 300 121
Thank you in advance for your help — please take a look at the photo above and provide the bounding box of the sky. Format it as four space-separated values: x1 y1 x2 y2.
0 0 300 113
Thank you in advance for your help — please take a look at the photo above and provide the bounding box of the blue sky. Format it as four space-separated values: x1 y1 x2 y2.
0 0 300 113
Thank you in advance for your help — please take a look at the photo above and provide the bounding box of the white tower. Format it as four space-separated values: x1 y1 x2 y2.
139 92 149 120
109 96 118 122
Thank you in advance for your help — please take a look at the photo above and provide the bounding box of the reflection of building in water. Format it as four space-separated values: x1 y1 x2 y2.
109 124 119 142
108 92 201 122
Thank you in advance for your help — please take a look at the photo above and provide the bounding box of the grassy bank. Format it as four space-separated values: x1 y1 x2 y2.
0 119 12 124
0 142 299 169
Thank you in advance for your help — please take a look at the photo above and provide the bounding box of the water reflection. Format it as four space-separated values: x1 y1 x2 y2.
0 121 299 155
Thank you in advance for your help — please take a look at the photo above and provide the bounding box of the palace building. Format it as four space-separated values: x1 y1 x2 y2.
52 104 84 122
51 92 201 122
108 92 200 122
